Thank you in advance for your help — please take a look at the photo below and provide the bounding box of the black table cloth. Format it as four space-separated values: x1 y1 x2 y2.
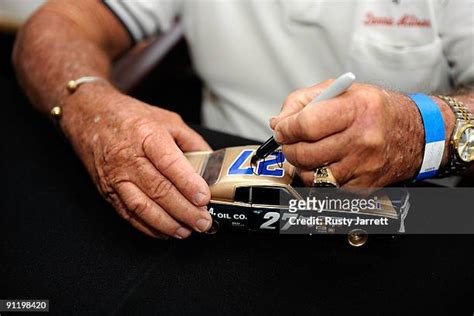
2 78 474 315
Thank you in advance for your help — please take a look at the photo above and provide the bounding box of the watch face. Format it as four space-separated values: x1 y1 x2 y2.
457 126 474 162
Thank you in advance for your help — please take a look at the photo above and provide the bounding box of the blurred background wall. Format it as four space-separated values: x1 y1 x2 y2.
0 0 45 32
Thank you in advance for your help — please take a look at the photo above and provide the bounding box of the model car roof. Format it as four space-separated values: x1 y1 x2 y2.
186 146 296 202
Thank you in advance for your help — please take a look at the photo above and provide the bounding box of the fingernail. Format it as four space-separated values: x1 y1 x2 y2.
196 218 211 232
175 227 192 239
194 192 208 206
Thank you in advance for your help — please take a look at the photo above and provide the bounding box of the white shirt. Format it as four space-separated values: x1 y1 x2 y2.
104 0 474 141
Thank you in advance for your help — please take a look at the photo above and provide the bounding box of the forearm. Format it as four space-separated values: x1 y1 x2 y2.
12 0 130 115
388 89 474 180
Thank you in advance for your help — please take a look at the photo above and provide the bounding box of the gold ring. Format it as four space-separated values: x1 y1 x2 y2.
313 166 339 188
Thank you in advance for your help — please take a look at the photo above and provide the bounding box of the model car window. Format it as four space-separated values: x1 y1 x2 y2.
234 187 251 203
202 149 225 185
251 187 293 206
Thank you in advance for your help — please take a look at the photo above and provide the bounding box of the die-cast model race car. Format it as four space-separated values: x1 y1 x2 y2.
185 146 410 246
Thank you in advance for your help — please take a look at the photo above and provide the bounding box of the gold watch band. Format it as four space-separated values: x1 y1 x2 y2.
438 95 473 123
437 95 474 177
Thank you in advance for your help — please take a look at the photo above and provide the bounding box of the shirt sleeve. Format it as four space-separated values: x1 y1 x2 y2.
439 0 474 89
102 0 181 43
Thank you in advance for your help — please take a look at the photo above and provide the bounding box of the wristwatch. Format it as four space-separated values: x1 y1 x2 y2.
437 95 474 177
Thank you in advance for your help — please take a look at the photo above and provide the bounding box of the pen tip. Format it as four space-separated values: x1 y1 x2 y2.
345 72 356 80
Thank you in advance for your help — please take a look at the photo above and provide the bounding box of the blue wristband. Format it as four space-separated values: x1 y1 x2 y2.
408 93 445 180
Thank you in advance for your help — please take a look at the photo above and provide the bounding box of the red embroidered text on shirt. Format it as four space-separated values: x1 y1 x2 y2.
364 12 431 28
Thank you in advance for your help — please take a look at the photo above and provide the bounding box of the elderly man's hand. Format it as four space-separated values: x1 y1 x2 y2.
61 84 213 239
270 81 453 188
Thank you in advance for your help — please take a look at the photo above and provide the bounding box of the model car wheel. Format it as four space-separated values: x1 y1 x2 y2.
347 229 368 247
206 220 220 234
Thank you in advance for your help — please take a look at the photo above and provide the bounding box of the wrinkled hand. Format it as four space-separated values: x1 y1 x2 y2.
61 84 212 239
270 81 441 189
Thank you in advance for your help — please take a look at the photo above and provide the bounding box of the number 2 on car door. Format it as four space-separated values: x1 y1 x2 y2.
260 212 280 230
